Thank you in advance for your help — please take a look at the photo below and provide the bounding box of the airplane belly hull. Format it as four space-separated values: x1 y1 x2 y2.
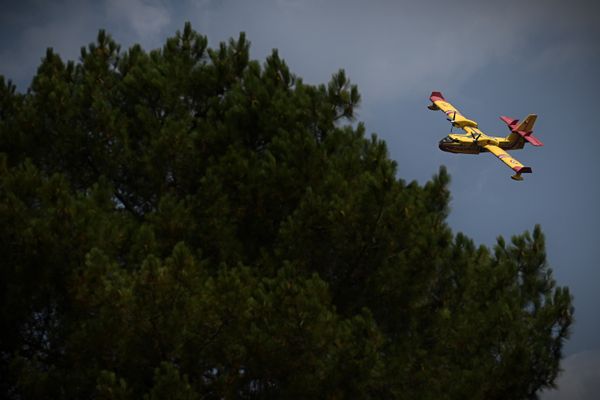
439 143 480 154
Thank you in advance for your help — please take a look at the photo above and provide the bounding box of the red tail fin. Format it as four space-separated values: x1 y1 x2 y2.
500 114 543 147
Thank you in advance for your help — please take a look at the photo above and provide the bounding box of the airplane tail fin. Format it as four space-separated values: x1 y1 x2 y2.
500 114 543 146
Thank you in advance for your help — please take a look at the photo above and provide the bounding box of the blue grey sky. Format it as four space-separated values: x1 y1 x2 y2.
1 1 599 397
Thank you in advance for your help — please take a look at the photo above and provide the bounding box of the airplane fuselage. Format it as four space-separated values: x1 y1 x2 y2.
438 131 525 154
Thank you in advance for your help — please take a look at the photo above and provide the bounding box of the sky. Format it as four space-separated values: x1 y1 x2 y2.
1 0 599 397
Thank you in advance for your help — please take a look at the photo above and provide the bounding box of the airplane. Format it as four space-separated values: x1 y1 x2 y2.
428 91 543 181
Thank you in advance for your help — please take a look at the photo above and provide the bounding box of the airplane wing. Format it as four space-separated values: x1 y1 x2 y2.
428 92 479 129
484 144 532 180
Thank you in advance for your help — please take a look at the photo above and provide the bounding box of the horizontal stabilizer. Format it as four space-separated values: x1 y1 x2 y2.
500 115 518 129
524 134 543 146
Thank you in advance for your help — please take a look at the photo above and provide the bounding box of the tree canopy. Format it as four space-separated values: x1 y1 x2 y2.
0 23 573 399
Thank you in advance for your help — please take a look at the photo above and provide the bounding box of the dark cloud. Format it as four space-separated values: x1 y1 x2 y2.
0 0 101 85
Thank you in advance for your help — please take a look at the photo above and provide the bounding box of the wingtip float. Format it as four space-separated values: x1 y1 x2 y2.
428 91 542 181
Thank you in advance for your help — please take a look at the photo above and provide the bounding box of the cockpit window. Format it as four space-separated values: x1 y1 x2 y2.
440 136 455 144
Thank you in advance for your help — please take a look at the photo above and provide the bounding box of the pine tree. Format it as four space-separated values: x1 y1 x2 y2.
0 23 572 399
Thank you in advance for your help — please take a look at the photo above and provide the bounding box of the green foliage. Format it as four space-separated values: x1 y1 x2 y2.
0 23 572 399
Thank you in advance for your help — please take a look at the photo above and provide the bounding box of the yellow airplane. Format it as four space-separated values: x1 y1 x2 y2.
428 92 543 181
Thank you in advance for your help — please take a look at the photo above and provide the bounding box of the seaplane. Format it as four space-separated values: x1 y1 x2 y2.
428 92 543 181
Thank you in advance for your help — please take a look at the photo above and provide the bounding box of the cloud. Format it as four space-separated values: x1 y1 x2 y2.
0 0 99 88
541 349 600 400
527 40 599 77
105 0 171 41
176 0 599 106
0 0 176 88
3 0 597 96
